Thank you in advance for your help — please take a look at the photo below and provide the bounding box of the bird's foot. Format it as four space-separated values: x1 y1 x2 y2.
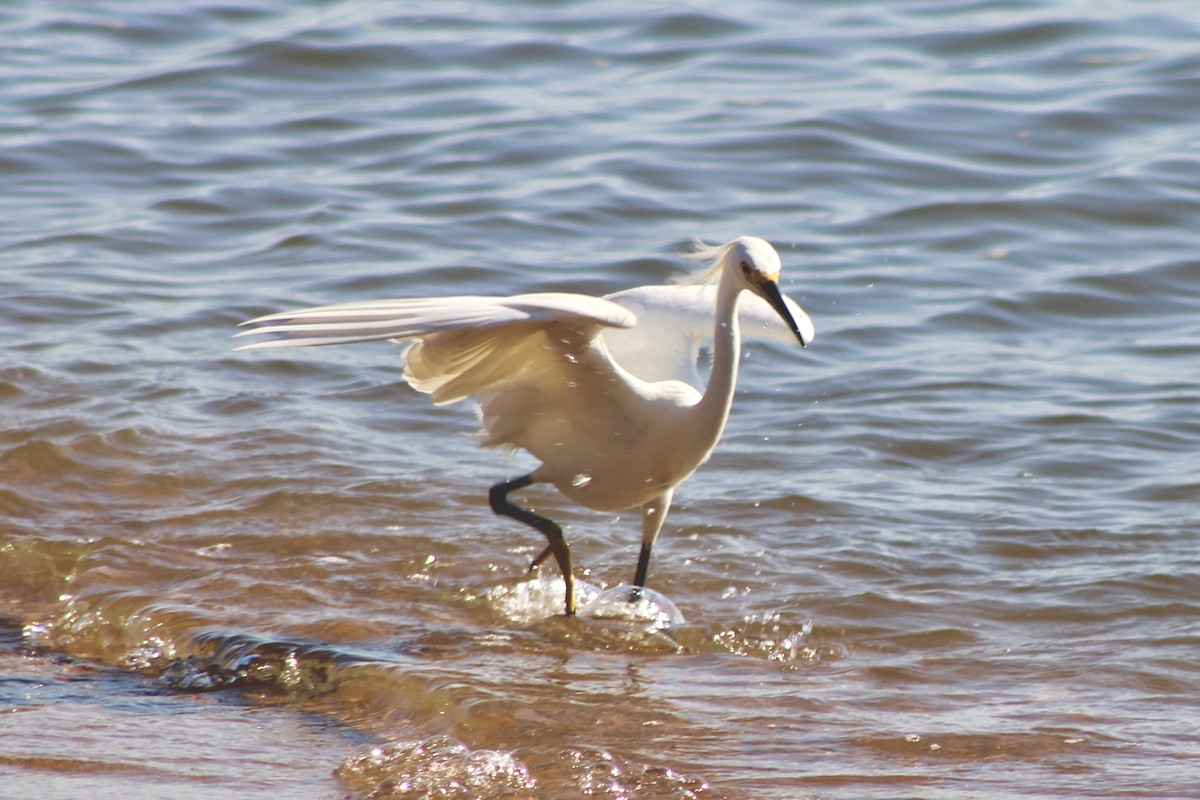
529 544 553 572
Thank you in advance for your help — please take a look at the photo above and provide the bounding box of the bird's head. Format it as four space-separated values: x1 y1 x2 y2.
726 236 811 347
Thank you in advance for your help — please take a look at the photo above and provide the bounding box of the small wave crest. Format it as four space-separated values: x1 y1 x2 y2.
337 735 536 800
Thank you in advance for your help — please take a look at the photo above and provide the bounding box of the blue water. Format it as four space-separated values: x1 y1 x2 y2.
2 1 1199 798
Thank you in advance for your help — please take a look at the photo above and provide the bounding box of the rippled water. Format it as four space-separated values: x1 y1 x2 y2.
3 1 1200 798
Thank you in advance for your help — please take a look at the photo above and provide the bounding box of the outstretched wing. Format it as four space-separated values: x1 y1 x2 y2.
237 292 660 475
236 293 633 350
235 292 637 405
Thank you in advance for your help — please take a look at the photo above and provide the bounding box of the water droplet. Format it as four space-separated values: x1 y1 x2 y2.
571 473 592 488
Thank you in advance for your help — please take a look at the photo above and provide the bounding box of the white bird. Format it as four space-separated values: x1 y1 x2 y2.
235 236 813 615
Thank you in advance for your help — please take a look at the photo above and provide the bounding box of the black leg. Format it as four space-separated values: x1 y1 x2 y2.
633 542 653 588
489 474 575 615
630 493 672 603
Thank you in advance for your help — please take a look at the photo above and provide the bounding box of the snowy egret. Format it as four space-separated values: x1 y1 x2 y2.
235 236 813 615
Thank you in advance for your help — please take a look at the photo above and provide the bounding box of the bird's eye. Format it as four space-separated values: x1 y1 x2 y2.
739 260 752 277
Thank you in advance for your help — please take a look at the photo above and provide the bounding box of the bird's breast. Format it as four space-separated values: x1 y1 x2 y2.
540 398 712 513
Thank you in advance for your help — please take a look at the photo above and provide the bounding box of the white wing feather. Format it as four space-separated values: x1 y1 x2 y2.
235 292 639 408
234 293 633 351
602 284 814 387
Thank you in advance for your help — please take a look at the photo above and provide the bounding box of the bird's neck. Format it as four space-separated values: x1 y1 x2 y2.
695 272 743 440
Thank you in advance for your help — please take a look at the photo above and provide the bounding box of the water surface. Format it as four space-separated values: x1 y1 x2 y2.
3 1 1199 798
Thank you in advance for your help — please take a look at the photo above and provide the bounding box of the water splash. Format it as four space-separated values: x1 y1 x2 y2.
551 746 712 800
705 611 819 664
337 735 537 800
484 572 601 624
577 585 685 631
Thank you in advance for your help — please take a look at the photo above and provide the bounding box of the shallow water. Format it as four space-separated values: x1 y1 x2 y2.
3 1 1200 798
